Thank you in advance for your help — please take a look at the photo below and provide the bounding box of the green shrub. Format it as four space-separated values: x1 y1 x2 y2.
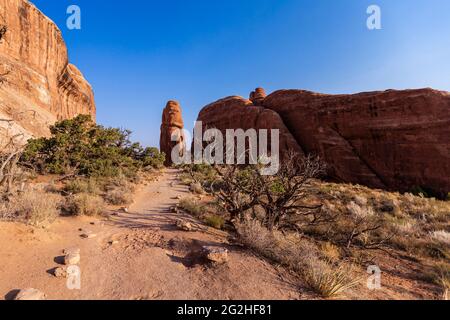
205 215 225 229
179 198 205 217
21 115 165 178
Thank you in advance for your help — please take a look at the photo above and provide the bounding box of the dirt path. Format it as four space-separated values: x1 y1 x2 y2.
0 169 308 300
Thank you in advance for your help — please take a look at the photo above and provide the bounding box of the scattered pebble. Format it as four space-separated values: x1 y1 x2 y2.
81 232 97 239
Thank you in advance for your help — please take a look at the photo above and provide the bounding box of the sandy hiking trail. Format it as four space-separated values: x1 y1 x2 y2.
0 169 308 300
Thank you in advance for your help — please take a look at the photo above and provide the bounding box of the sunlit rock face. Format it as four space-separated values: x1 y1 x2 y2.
249 87 267 106
160 100 185 165
0 0 96 145
196 88 450 197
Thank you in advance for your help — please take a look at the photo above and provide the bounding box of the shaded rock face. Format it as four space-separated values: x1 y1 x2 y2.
0 0 96 144
196 88 450 197
196 95 304 159
160 100 185 165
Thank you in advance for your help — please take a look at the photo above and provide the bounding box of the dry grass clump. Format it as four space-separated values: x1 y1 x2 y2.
103 176 135 205
426 262 450 300
104 188 133 205
303 258 360 298
204 215 225 229
64 193 106 216
320 242 342 262
430 230 450 245
0 189 61 227
346 201 375 219
178 198 227 230
179 198 206 217
62 175 136 206
313 182 450 258
236 219 359 298
189 182 204 195
63 178 100 195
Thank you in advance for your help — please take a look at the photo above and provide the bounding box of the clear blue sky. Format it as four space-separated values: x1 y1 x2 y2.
31 0 450 147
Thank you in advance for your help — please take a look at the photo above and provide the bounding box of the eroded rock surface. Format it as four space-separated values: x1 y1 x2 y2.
196 88 450 196
196 95 304 159
0 0 96 145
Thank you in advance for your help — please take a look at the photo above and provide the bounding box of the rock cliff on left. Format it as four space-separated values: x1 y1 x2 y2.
0 0 96 145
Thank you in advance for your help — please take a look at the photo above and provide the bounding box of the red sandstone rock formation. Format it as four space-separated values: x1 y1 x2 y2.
197 95 304 159
196 88 450 196
249 87 267 106
0 0 95 144
160 100 185 165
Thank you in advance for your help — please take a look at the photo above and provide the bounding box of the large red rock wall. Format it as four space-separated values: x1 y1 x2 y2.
197 88 450 196
0 0 95 144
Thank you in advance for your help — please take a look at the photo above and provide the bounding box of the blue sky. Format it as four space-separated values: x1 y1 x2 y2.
31 0 450 147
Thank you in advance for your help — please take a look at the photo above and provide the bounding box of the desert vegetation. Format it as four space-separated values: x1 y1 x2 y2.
0 115 165 226
178 154 450 299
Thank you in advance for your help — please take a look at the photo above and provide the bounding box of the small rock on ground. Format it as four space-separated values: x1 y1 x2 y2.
14 288 46 300
64 252 81 265
63 247 80 255
202 246 229 264
80 231 97 239
53 267 67 278
176 220 193 232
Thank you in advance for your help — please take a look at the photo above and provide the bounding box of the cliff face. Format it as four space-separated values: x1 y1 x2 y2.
196 88 450 197
0 0 95 144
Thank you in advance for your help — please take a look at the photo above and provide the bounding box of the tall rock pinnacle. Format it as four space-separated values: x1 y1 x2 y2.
160 100 185 166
